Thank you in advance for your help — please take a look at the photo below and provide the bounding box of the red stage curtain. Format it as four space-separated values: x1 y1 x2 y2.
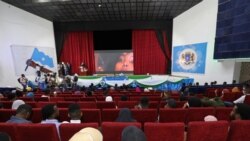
132 30 168 74
60 32 95 75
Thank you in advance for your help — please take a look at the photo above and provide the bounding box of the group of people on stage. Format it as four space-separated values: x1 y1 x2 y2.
58 62 71 77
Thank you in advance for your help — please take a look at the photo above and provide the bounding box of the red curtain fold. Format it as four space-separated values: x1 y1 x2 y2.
132 30 167 74
163 31 171 60
60 32 95 75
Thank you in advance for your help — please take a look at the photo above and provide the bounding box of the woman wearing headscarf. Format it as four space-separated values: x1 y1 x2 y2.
115 108 136 122
121 126 146 141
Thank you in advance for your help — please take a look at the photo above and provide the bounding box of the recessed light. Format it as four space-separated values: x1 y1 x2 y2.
98 4 102 7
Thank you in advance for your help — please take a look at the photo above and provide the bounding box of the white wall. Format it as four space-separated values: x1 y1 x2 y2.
0 1 57 87
172 0 239 85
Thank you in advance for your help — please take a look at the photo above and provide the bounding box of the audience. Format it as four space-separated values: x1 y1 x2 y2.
69 127 103 141
161 91 171 101
232 86 240 93
0 132 11 141
11 100 25 110
116 108 136 122
7 92 17 101
105 96 113 102
183 97 202 108
121 126 146 141
135 96 149 109
234 84 250 104
41 89 51 99
164 99 177 108
230 103 250 120
41 104 60 131
7 104 32 123
120 95 128 101
65 103 82 123
204 115 218 122
201 97 225 107
135 86 141 92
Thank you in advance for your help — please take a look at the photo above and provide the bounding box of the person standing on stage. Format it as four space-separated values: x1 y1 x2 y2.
66 62 71 75
80 62 88 75
17 74 28 91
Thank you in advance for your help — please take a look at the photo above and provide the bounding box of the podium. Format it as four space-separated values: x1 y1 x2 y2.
79 67 88 76
80 71 87 76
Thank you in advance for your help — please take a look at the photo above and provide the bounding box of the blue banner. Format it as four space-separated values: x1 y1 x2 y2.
31 48 54 68
172 42 207 74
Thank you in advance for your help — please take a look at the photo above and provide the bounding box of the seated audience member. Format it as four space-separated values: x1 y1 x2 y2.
223 81 227 85
144 88 150 92
204 115 218 122
26 87 34 100
121 126 146 141
86 91 93 97
164 99 177 108
116 108 136 122
195 82 199 86
120 95 128 101
41 104 60 131
0 132 11 141
234 84 250 104
69 127 103 141
12 100 25 110
135 86 141 92
232 80 237 85
102 89 109 96
161 91 171 101
230 103 250 120
7 104 32 123
135 96 149 109
0 93 4 98
64 104 82 123
201 97 225 107
232 86 241 93
7 91 17 101
41 89 51 99
105 96 113 102
183 97 202 108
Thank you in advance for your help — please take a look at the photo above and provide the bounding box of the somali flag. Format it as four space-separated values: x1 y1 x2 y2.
31 48 54 68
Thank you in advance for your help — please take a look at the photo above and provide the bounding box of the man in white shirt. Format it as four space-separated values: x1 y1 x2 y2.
234 84 250 104
64 103 82 123
41 104 60 132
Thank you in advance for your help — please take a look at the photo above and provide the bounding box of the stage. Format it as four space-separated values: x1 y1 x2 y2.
77 75 194 91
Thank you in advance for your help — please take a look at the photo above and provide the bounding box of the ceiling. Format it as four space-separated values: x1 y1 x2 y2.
2 0 203 22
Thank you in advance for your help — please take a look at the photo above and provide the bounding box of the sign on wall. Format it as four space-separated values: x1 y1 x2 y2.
172 42 207 74
11 45 57 76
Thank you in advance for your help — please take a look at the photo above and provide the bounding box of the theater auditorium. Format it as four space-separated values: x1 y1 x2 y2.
0 0 250 141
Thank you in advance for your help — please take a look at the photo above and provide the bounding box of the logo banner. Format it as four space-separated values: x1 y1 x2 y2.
172 42 207 74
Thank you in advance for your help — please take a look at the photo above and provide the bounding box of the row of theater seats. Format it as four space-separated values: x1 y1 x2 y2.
0 101 186 109
0 121 249 141
0 107 233 124
0 95 164 102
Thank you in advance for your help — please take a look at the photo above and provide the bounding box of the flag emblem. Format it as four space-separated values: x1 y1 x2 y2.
31 48 54 68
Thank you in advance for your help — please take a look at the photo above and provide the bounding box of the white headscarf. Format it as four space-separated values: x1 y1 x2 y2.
12 100 25 109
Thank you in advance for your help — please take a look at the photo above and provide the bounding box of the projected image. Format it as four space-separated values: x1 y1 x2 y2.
95 50 134 73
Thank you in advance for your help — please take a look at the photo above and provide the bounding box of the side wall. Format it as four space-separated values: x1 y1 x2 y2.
0 1 56 87
172 0 240 85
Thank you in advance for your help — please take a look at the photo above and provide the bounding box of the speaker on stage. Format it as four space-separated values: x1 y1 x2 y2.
79 62 88 76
